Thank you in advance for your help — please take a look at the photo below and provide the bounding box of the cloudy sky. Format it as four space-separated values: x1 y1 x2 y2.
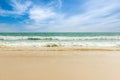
0 0 120 32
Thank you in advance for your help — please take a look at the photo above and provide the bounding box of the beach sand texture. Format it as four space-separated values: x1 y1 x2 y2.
0 47 120 80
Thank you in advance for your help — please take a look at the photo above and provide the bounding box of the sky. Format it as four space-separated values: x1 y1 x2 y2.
0 0 120 32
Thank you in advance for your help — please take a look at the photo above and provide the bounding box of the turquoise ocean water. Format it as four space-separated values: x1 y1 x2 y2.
0 32 120 47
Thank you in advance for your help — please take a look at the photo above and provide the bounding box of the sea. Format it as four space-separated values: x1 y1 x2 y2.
0 32 120 47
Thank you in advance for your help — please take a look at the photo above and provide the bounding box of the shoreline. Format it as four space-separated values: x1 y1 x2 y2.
0 46 120 56
0 46 120 51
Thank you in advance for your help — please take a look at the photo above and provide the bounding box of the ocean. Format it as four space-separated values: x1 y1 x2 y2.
0 32 120 47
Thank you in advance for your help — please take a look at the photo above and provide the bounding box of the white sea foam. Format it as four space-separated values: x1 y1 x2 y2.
0 36 120 40
0 41 120 47
0 35 120 47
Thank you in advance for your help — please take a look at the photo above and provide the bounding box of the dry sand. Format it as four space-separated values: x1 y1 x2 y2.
0 47 120 80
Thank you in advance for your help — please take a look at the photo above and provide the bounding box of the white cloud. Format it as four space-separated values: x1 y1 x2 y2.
29 6 56 22
57 0 62 9
0 23 19 32
47 0 62 9
0 0 120 32
42 0 120 32
0 0 32 16
26 4 65 30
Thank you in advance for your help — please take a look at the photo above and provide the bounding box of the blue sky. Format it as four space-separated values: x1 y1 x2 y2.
0 0 120 32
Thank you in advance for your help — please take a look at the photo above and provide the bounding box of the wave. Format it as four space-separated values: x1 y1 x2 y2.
0 41 120 47
1 35 120 47
1 36 120 41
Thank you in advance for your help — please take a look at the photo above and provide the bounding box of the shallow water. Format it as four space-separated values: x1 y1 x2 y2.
0 32 120 47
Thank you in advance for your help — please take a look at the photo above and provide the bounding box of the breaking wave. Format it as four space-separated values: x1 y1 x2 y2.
0 36 120 41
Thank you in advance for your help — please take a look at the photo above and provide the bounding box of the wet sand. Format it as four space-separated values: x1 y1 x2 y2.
0 47 120 80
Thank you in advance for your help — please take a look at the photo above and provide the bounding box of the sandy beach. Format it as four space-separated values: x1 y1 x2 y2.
0 47 120 80
1 0 120 79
